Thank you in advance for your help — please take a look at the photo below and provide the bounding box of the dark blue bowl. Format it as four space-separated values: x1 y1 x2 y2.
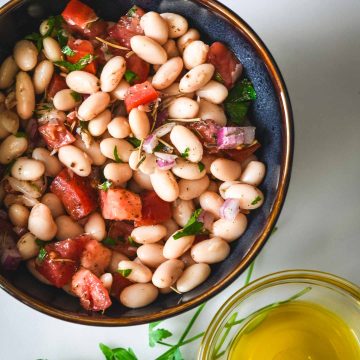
0 0 293 325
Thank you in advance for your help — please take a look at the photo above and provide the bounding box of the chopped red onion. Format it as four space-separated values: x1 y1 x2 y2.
0 232 21 271
219 198 240 221
198 210 214 231
143 134 159 154
217 127 256 149
155 152 178 170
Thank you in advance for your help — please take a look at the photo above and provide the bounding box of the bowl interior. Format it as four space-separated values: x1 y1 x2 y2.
0 0 290 325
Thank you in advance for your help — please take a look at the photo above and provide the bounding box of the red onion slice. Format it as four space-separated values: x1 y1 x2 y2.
217 127 256 149
143 134 159 154
155 152 178 170
219 198 240 221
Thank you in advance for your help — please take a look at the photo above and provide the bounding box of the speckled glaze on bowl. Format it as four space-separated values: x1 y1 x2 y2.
0 0 293 326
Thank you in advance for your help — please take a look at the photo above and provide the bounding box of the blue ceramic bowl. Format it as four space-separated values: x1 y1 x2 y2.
0 0 293 325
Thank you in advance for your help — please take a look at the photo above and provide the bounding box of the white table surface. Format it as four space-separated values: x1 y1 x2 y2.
1 0 360 359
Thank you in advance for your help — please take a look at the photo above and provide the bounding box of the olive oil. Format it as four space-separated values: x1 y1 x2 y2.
228 301 360 360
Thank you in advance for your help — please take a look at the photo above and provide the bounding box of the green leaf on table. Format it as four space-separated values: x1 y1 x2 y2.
173 209 205 240
149 321 173 347
99 343 138 360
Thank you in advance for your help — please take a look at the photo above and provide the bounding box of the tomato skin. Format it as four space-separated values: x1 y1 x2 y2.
111 272 132 299
72 268 112 311
107 221 137 258
100 188 142 221
223 142 261 163
66 38 97 74
126 54 150 84
62 0 98 30
50 168 98 220
124 81 158 113
47 73 68 99
50 234 92 260
207 42 243 89
135 191 172 227
38 123 76 150
80 239 112 276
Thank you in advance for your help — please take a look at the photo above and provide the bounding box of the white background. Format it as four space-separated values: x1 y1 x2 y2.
1 0 360 359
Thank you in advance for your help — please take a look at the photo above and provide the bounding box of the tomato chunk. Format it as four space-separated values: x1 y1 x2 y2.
100 188 142 221
38 122 75 150
50 234 92 260
111 272 132 299
62 0 98 30
223 142 261 163
107 221 137 258
72 268 112 311
47 73 68 99
135 191 172 227
66 38 97 74
124 81 158 113
207 42 243 89
126 54 150 84
50 169 98 220
80 239 111 276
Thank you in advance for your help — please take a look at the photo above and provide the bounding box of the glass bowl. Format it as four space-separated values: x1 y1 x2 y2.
198 269 360 359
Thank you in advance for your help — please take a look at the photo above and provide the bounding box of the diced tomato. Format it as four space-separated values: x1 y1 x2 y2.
38 122 75 150
135 191 172 227
80 239 112 276
108 6 145 48
47 73 68 99
62 0 98 30
126 54 150 84
50 168 98 220
207 42 243 89
99 188 142 221
188 120 221 146
111 272 132 299
49 234 92 261
223 142 261 163
66 38 97 74
124 81 158 113
72 268 112 311
107 221 137 258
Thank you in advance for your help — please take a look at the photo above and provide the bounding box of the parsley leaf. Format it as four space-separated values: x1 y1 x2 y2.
98 180 112 192
214 72 224 84
25 33 43 52
54 54 96 72
118 269 132 277
149 322 173 348
102 237 117 246
251 195 262 205
180 147 190 159
113 146 123 163
15 131 27 138
128 236 140 248
36 239 48 263
70 91 82 102
224 102 250 125
62 45 75 56
127 5 138 17
173 209 205 240
124 70 138 84
56 28 68 48
126 137 141 148
99 343 138 360
197 162 205 172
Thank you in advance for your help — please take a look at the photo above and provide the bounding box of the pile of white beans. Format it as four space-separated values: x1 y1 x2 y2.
0 8 266 309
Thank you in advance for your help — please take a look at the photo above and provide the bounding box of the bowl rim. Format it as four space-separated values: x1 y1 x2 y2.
0 0 294 326
198 269 360 358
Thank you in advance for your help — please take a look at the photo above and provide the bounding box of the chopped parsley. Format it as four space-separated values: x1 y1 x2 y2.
15 131 27 138
54 54 96 72
197 162 205 172
124 70 138 84
25 33 43 52
62 45 75 56
173 209 205 240
118 269 132 277
113 146 123 163
103 236 125 246
98 180 113 192
214 72 224 84
126 137 141 148
128 236 140 248
35 239 48 263
126 5 138 17
180 147 190 159
70 91 82 102
251 195 262 205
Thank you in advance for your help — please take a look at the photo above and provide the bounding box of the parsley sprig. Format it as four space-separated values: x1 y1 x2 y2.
54 54 96 72
173 209 205 240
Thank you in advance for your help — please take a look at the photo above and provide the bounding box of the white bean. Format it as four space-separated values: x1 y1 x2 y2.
179 64 215 93
104 162 133 185
74 137 106 166
84 212 106 241
120 283 158 308
26 258 52 285
100 56 126 92
191 237 230 264
100 273 113 291
107 116 131 138
152 57 183 90
53 89 80 111
128 108 150 139
32 147 63 177
199 191 224 219
0 110 19 139
163 39 179 58
10 157 45 181
172 158 206 180
150 168 179 202
133 170 153 190
88 109 111 136
16 71 35 120
107 251 129 273
131 224 167 244
110 79 130 100
160 13 188 38
177 28 200 54
183 40 209 69
33 60 54 94
129 151 156 174
152 259 184 288
176 263 211 292
0 134 28 164
163 232 195 259
137 243 167 268
66 70 100 94
140 11 169 45
55 215 84 241
8 203 30 227
130 35 167 65
178 175 210 200
168 97 199 119
196 80 228 104
100 138 134 162
58 145 92 177
199 99 226 126
212 213 248 242
78 92 110 121
42 37 62 62
240 161 266 186
219 181 241 199
39 19 51 36
0 56 18 89
170 125 203 163
13 40 38 71
17 232 38 260
41 193 64 218
28 203 57 241
172 199 195 227
224 184 264 210
118 260 152 283
210 158 242 181
240 154 258 170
